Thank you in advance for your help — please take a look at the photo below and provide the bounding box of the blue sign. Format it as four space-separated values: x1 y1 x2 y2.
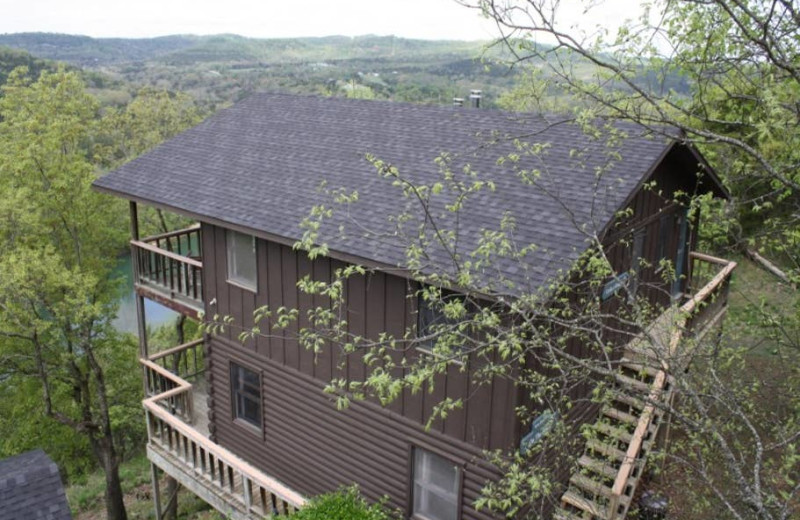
520 410 557 455
601 272 630 301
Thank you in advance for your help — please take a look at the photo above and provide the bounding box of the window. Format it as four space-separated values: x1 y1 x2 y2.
417 291 465 354
629 229 646 300
412 448 460 520
657 213 672 261
227 230 257 290
230 363 261 428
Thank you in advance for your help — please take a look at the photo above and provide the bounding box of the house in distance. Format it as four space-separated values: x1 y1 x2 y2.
93 93 736 520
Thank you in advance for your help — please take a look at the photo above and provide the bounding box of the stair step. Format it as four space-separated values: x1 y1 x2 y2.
570 474 615 499
561 490 608 518
620 358 663 378
593 422 634 444
578 455 619 480
611 391 646 411
615 373 652 393
586 439 627 462
602 406 639 426
553 509 586 520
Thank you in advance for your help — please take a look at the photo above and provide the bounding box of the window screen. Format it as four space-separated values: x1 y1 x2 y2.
227 230 257 290
413 448 459 520
230 363 261 428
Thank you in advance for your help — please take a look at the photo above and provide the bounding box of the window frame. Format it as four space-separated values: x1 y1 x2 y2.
226 230 258 292
408 445 463 520
229 361 263 433
629 228 647 301
416 289 469 358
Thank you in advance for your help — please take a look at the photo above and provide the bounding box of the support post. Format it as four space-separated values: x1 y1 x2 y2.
130 202 149 359
243 475 252 512
150 463 163 520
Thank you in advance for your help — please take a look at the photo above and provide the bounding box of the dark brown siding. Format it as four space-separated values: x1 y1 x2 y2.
210 334 502 519
199 145 708 517
518 146 709 488
202 223 515 518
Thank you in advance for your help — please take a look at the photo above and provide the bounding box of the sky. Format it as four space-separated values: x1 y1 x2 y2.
0 0 501 41
0 0 642 42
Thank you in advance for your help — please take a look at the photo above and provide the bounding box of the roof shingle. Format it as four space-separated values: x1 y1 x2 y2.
0 450 72 520
94 93 672 292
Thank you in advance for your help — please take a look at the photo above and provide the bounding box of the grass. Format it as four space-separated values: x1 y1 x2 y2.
643 256 799 519
725 255 799 357
67 454 221 520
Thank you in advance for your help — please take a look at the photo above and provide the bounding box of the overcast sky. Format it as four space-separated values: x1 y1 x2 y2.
0 0 502 41
0 1 642 42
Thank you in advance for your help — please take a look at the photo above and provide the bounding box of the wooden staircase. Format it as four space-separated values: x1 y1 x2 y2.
553 252 737 520
555 355 672 520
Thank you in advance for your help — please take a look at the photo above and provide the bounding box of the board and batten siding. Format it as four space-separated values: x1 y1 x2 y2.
201 222 513 518
197 145 712 516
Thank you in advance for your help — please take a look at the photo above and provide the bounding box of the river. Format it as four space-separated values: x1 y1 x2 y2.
112 254 179 334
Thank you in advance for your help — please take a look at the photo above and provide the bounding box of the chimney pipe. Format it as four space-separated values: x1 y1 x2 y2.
453 97 464 107
469 89 482 108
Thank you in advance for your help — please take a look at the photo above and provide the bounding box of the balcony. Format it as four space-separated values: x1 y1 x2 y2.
131 225 204 318
141 339 306 519
556 252 737 520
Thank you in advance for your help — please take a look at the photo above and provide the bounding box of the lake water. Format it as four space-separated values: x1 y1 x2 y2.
112 254 179 334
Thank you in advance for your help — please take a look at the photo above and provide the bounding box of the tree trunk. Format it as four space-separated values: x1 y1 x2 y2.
95 436 128 520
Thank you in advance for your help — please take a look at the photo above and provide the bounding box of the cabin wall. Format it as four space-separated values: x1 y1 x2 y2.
200 222 514 518
603 146 703 303
520 146 708 487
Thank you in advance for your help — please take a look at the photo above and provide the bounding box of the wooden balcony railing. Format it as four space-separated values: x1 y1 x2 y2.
131 225 203 317
141 340 306 518
606 252 736 518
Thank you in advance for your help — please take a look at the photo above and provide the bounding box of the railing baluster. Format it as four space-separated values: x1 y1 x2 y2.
141 337 306 514
243 475 253 511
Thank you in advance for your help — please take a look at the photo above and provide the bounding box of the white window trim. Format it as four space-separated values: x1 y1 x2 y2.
226 230 257 292
411 447 461 520
230 362 262 431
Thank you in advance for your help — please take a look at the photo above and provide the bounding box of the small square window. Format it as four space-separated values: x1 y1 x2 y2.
227 230 257 290
412 448 459 520
230 363 261 428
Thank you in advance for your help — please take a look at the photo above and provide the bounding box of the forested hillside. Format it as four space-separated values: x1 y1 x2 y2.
0 33 517 109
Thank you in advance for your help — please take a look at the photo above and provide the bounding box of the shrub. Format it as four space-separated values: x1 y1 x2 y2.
290 486 397 520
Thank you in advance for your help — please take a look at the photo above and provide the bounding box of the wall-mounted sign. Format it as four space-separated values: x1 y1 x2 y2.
520 410 557 455
601 272 630 301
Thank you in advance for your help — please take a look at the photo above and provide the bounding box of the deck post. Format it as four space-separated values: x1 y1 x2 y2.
130 201 150 360
150 462 163 520
243 474 252 512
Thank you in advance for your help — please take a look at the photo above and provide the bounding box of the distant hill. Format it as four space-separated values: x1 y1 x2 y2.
0 33 198 66
0 46 60 85
0 33 491 67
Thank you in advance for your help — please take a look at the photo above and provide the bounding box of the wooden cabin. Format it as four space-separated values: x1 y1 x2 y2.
93 94 735 520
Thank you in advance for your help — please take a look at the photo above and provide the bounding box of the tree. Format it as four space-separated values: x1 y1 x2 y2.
463 0 800 278
96 85 204 520
0 67 133 520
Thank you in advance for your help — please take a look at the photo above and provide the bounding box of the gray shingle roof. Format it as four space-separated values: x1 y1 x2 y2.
0 450 72 520
94 93 673 292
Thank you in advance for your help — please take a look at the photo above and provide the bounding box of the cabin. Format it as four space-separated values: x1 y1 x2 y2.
93 93 735 520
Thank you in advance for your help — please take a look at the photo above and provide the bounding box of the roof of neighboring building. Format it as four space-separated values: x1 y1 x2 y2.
0 449 72 520
94 93 719 293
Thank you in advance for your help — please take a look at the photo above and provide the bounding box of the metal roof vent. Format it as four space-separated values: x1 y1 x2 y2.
470 89 482 108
